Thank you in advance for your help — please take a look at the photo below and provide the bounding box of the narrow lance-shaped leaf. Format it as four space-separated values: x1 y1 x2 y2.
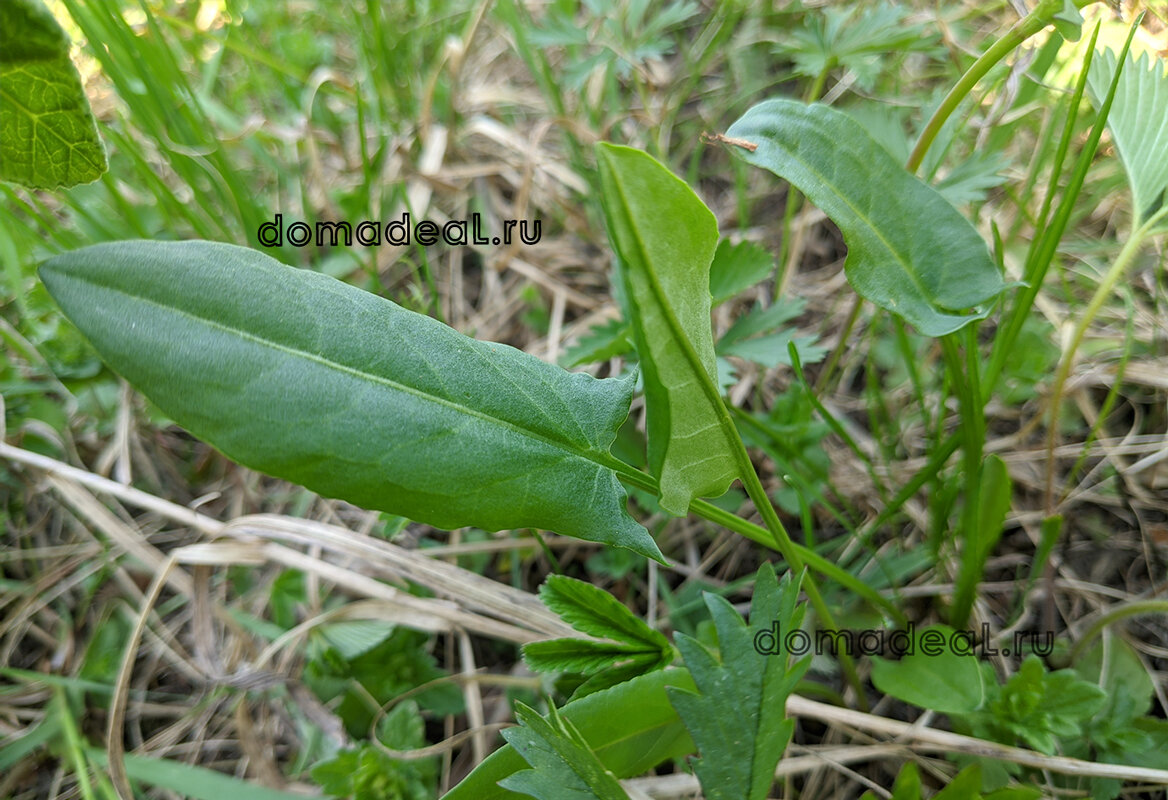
0 0 107 189
40 240 662 562
666 564 811 800
725 100 1005 336
596 143 739 515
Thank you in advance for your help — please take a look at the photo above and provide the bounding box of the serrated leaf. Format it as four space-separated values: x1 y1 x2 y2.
870 625 985 714
709 239 774 305
570 652 669 698
39 240 662 562
1086 48 1168 225
666 564 810 800
596 143 739 514
522 639 655 674
0 0 107 189
560 317 633 368
538 575 670 648
717 299 827 369
935 151 1010 206
442 668 696 800
775 3 938 93
725 100 1005 336
500 702 630 800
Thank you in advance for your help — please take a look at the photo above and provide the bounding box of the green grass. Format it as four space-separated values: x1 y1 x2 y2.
2 0 1168 798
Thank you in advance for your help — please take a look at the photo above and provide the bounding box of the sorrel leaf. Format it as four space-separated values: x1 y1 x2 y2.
39 240 663 561
596 143 739 515
725 99 1004 336
0 0 107 189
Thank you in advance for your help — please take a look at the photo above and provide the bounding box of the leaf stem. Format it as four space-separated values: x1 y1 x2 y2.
907 0 1094 174
611 465 907 627
1068 600 1168 663
1042 208 1168 511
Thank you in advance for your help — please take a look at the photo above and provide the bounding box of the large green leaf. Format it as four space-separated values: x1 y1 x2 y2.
0 0 107 189
725 100 1004 336
1086 48 1168 226
442 668 696 800
595 143 739 515
39 240 662 561
666 564 809 800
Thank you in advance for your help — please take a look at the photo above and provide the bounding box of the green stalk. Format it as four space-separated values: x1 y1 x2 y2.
907 0 1096 173
1043 208 1168 510
1068 600 1168 663
613 462 907 650
941 332 984 629
983 23 1103 396
727 427 870 708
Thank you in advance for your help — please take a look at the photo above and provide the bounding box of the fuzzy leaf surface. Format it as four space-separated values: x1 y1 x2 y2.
725 100 1004 336
39 240 661 560
596 143 738 514
0 0 106 188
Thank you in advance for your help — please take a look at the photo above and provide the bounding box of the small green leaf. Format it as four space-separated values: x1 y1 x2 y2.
933 765 985 800
315 620 397 660
870 625 985 714
522 639 655 674
0 0 107 189
537 575 670 647
666 565 810 800
890 762 922 800
525 575 673 694
1052 0 1084 42
499 702 631 800
716 299 827 369
725 100 1005 336
560 318 633 367
40 240 662 562
442 668 695 800
1086 48 1168 225
1074 636 1154 724
709 239 774 305
596 143 739 514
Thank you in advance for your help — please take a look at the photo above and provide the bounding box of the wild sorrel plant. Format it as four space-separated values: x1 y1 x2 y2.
10 0 1168 796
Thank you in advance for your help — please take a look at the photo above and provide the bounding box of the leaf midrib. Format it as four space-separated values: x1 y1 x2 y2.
64 270 619 471
741 103 989 317
603 156 736 464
